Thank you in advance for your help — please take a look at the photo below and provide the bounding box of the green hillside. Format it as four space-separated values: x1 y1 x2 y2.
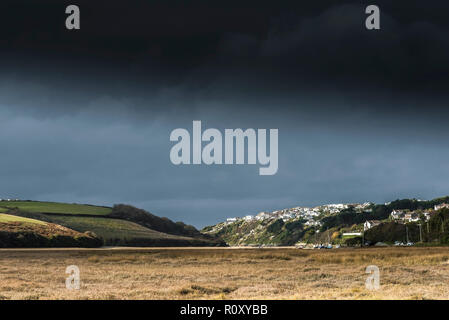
1 201 225 247
33 214 197 245
0 213 102 247
0 201 111 215
203 218 308 246
0 213 46 225
203 196 449 247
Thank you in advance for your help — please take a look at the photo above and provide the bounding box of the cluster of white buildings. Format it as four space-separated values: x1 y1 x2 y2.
367 205 448 229
434 203 449 211
224 202 374 227
354 202 373 212
389 203 449 224
226 206 322 225
223 202 449 235
390 209 430 223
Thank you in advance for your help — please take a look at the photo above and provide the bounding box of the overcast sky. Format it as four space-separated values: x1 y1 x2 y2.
0 1 448 227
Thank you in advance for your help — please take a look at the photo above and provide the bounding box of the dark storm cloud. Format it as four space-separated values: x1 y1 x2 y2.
1 0 448 118
1 1 449 93
211 3 449 97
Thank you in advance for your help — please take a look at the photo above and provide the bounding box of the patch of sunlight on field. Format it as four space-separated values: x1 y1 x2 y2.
40 215 191 241
0 213 47 225
0 201 111 215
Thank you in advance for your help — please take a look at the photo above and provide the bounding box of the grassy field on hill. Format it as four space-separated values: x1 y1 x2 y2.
6 209 218 246
0 214 102 247
0 201 111 215
39 215 194 244
0 213 46 225
0 201 223 247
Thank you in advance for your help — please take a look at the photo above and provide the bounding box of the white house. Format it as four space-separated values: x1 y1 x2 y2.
305 220 321 227
435 203 449 211
390 210 405 220
226 217 237 223
244 215 254 221
404 212 420 223
364 220 381 231
256 212 271 221
281 212 294 220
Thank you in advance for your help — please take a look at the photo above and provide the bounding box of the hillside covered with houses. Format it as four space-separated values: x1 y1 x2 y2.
201 196 449 247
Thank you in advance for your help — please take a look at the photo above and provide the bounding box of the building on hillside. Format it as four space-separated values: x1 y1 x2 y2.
434 203 449 211
281 213 294 221
404 212 420 222
226 217 237 223
244 215 254 221
364 220 381 231
391 209 430 223
305 220 321 227
306 210 319 216
390 209 405 220
255 212 269 220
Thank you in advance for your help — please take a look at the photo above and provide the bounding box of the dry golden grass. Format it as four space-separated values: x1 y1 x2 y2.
0 247 449 300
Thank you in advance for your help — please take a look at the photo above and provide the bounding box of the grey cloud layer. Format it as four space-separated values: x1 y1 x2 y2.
1 95 449 227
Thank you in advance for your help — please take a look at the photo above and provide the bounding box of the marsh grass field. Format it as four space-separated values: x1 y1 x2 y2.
1 247 449 300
